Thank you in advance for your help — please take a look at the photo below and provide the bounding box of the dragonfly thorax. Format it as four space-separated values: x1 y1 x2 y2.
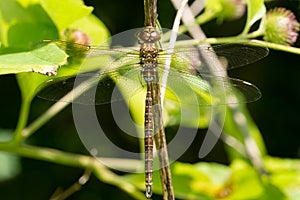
138 27 160 83
140 44 159 64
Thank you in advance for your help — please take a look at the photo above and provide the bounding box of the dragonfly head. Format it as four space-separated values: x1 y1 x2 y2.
137 26 161 43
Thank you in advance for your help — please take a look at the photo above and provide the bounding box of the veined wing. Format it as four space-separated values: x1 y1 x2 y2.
39 40 140 75
40 39 268 75
37 63 142 105
155 66 261 106
157 43 269 74
41 39 268 70
37 39 266 105
38 62 261 106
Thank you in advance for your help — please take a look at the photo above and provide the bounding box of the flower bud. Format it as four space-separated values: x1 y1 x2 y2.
263 7 300 45
219 0 246 21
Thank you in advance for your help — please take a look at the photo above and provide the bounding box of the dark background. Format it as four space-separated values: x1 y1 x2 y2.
0 0 299 199
82 0 300 158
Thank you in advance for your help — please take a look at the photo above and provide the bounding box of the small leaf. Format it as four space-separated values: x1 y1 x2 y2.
226 159 264 199
265 157 300 200
17 72 49 102
40 0 93 31
12 43 68 101
0 129 21 181
0 0 59 47
0 43 67 75
123 162 229 199
243 0 266 34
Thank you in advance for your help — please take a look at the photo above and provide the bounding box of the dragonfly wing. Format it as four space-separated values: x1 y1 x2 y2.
159 43 268 74
39 40 140 74
37 65 142 105
212 43 269 69
158 67 261 106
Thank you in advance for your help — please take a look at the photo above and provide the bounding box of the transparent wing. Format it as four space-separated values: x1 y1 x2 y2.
157 43 269 74
37 36 266 105
38 63 261 106
37 65 142 105
39 40 268 74
156 67 261 106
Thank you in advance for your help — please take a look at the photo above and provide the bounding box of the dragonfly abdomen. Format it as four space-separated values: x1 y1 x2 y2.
145 82 154 199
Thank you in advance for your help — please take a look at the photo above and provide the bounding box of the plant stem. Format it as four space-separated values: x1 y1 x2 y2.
174 35 300 55
0 143 145 199
12 97 31 144
251 40 300 55
22 101 70 139
22 74 100 140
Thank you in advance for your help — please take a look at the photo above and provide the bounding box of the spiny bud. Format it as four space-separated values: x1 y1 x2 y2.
263 7 300 45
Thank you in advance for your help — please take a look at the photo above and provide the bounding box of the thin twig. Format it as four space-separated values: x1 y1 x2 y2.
50 169 92 200
153 1 190 199
22 73 101 140
0 143 145 199
161 0 189 104
171 0 266 171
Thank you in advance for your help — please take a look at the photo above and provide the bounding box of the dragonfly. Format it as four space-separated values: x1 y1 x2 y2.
38 29 268 198
37 3 268 200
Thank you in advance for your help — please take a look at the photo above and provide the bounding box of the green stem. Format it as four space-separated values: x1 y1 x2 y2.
245 29 264 39
12 97 31 144
174 34 300 55
251 40 300 55
173 35 250 47
22 74 100 140
22 101 70 139
93 162 145 200
0 143 145 199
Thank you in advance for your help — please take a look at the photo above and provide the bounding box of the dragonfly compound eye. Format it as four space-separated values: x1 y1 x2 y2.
149 30 161 42
138 26 161 43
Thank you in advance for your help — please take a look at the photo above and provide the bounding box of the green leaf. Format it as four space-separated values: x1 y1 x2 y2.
123 162 229 199
0 0 109 114
40 0 93 31
13 43 67 101
243 0 266 34
0 43 67 75
0 0 59 47
0 129 21 181
172 162 229 199
122 159 300 199
265 157 300 200
0 0 109 104
196 0 222 25
225 159 264 199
